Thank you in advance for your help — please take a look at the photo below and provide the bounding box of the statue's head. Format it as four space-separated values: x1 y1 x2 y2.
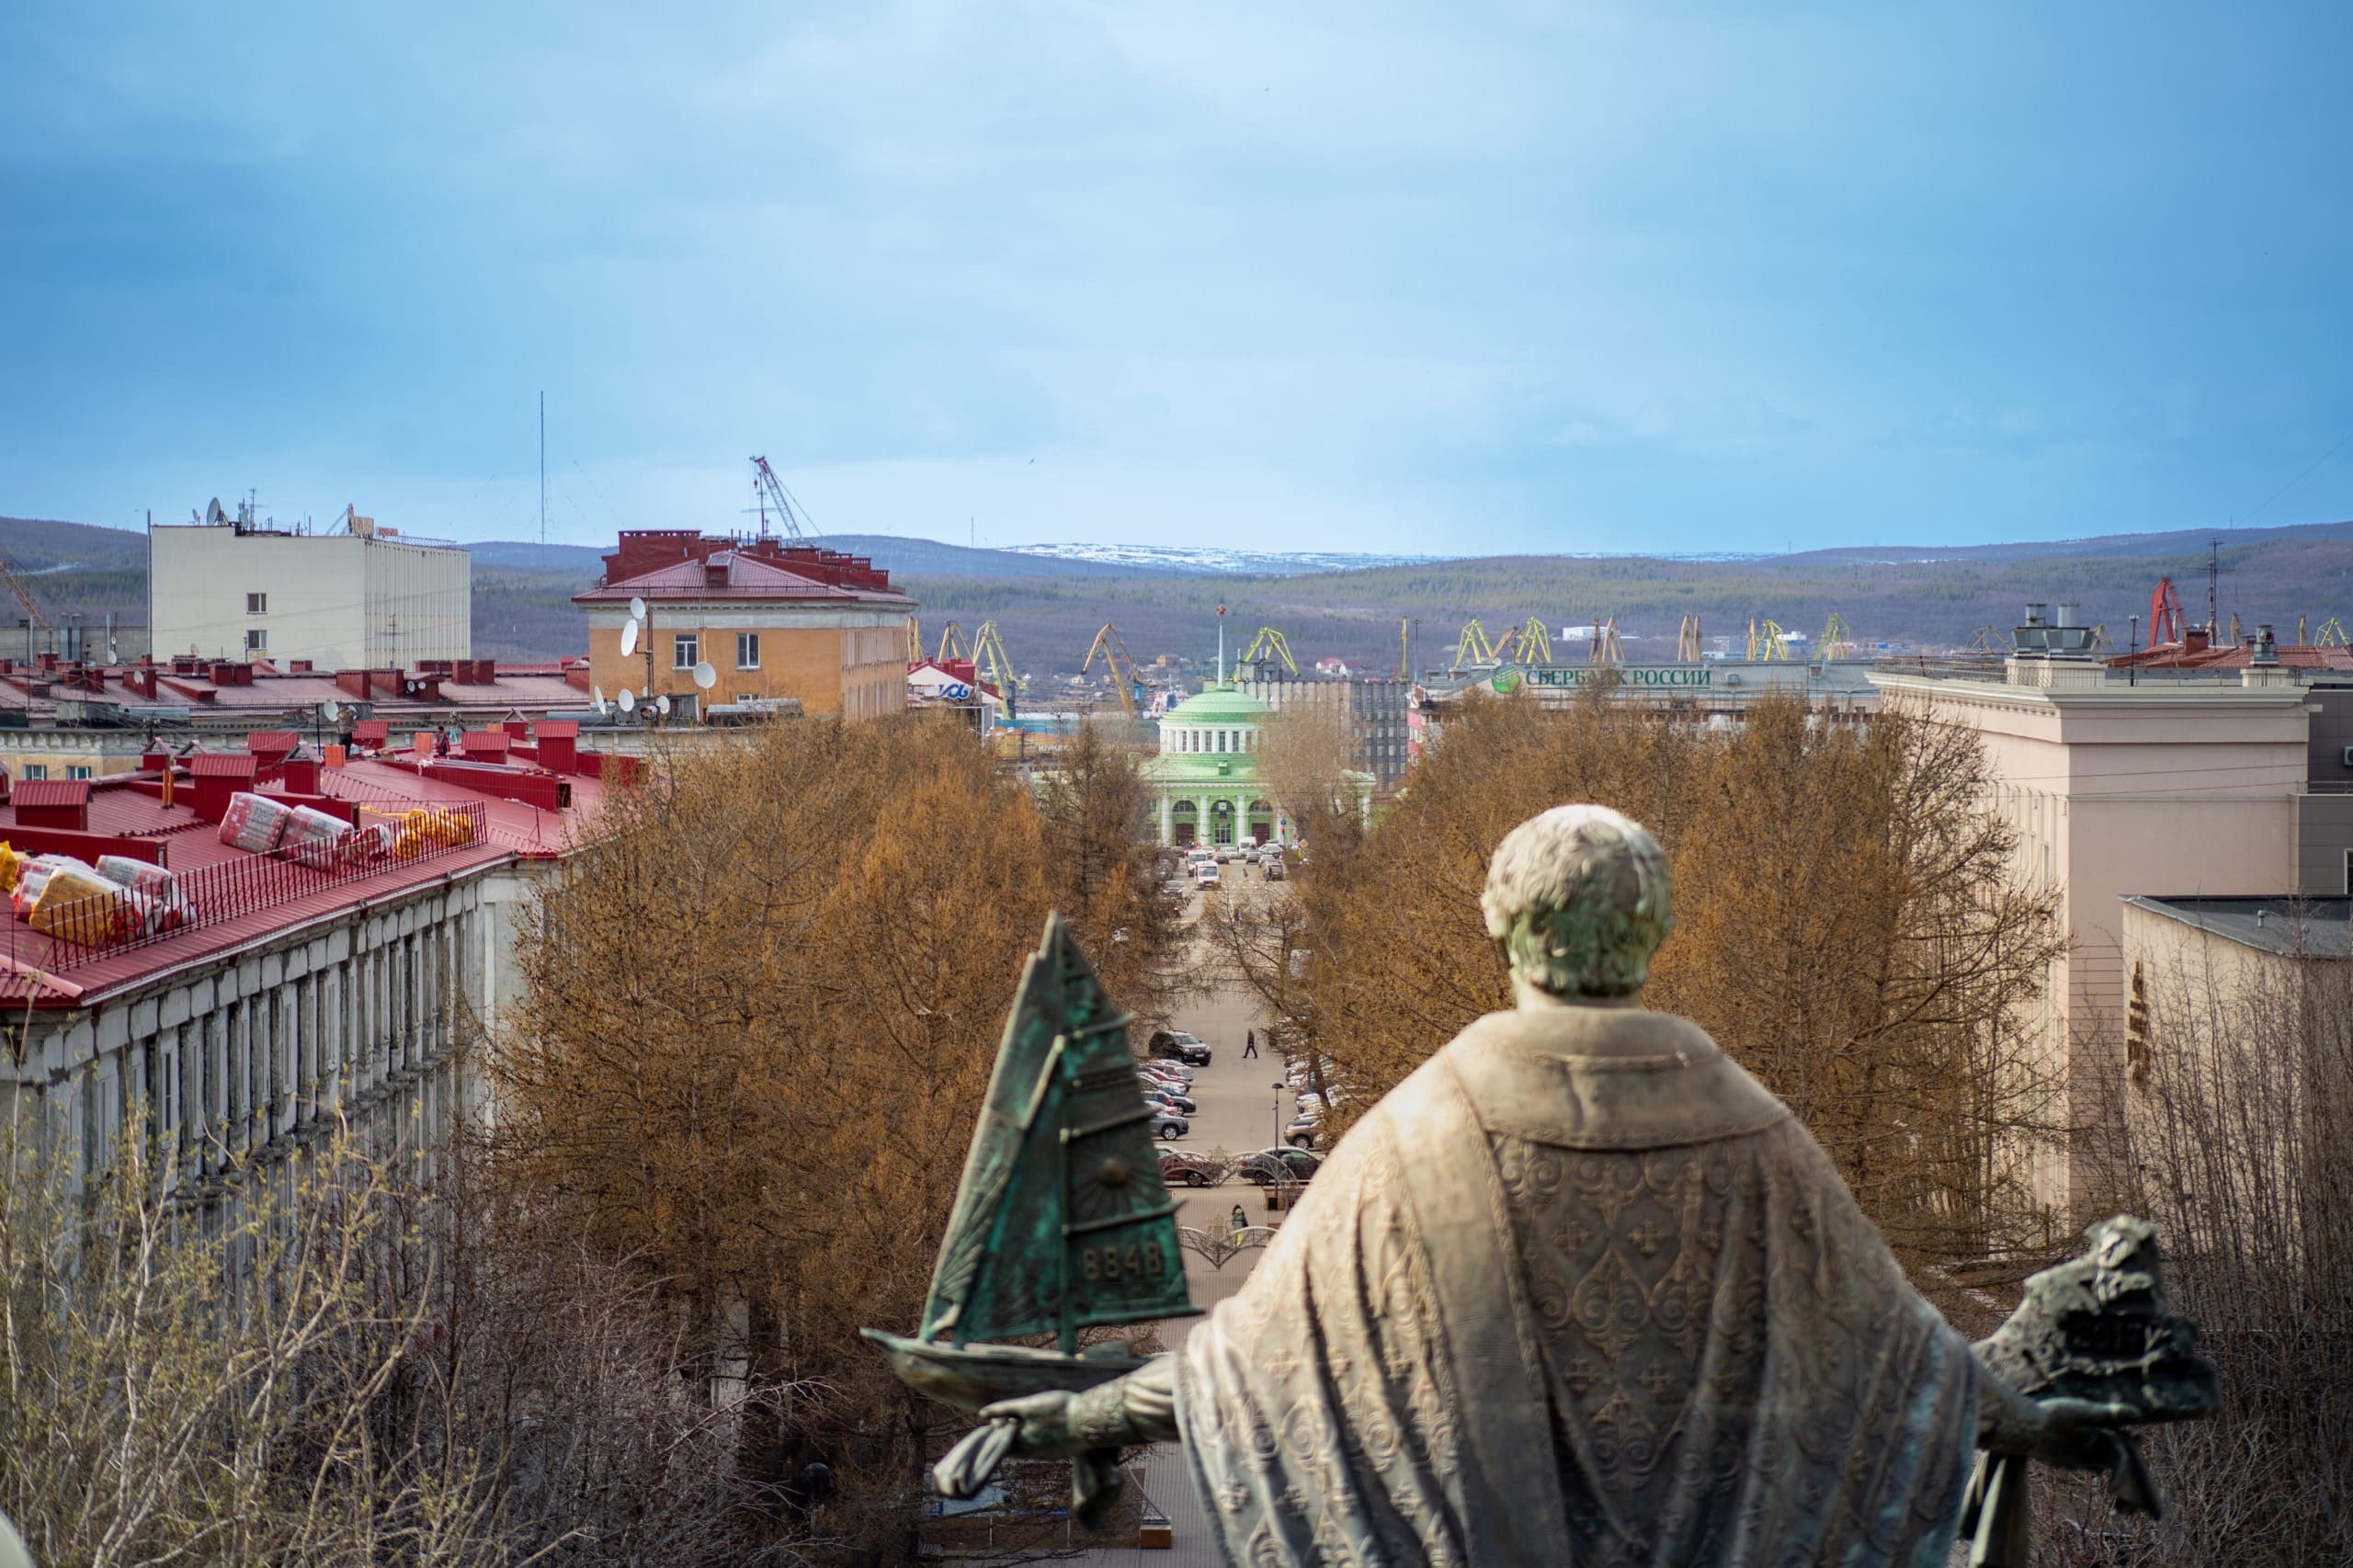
1481 804 1673 1000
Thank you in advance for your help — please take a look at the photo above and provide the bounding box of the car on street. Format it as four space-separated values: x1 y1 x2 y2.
1157 1149 1225 1187
1149 1109 1190 1141
1148 1029 1213 1066
1264 858 1285 881
1194 863 1219 887
1238 1146 1323 1186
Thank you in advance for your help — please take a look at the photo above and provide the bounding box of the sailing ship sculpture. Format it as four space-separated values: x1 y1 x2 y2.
863 914 1197 1521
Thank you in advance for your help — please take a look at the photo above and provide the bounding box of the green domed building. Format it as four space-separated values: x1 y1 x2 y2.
1140 681 1373 847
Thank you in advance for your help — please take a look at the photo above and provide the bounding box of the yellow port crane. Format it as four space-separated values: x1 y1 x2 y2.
935 621 971 663
1240 626 1298 677
972 620 1022 720
1966 625 2013 655
1676 615 1704 663
905 618 922 664
1452 619 1502 671
1082 622 1154 722
1399 618 1411 681
1513 617 1553 666
2317 617 2349 649
1819 611 1852 661
1590 617 1624 665
1748 619 1792 661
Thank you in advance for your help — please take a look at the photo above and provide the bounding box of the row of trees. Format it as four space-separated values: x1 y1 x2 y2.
0 714 1186 1565
1214 689 2072 1272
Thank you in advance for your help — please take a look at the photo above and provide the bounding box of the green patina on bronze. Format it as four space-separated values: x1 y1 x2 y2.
864 914 1198 1413
1481 804 1675 997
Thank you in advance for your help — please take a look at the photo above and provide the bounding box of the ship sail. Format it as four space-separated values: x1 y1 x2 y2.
919 913 1195 1354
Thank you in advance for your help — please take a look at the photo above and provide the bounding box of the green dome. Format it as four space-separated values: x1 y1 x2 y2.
1163 684 1271 722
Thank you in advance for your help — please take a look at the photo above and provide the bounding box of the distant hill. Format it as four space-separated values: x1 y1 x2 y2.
7 512 2353 675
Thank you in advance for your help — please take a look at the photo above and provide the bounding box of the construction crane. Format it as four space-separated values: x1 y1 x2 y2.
748 456 816 540
2089 623 2115 656
1965 625 2013 656
1819 611 1853 661
1240 626 1298 677
1513 617 1553 666
2149 576 2186 647
1399 618 1411 681
935 621 971 663
0 551 53 639
1452 619 1502 671
1676 616 1703 663
1750 619 1792 661
905 618 922 664
1590 617 1624 665
2317 618 2349 649
1082 623 1154 722
972 620 1022 720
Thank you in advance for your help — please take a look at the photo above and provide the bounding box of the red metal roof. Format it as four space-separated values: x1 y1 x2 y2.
575 549 912 607
12 779 90 809
0 751 615 1006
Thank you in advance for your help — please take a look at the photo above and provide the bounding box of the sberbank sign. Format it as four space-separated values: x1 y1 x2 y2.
1513 665 1713 690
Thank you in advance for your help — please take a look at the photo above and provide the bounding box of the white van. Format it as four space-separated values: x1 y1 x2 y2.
1194 861 1220 887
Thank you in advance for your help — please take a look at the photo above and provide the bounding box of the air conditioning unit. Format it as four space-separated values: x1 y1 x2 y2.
2342 746 2353 767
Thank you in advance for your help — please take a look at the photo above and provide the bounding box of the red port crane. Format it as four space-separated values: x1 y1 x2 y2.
2149 576 2186 647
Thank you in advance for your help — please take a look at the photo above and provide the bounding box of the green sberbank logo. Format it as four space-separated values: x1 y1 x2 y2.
1490 669 1522 694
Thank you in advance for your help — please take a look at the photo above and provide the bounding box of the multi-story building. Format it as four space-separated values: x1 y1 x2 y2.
0 729 613 1201
575 531 914 720
1230 674 1413 790
1137 683 1373 846
1870 608 2353 1217
148 502 471 668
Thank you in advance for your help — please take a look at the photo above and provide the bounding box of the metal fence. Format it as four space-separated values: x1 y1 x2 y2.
6 801 486 973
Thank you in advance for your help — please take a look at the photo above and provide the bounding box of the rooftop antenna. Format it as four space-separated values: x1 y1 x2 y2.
2206 538 2222 636
539 391 546 569
1216 605 1227 685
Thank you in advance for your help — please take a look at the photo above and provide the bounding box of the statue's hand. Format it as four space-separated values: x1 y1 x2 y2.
978 1390 1080 1458
2026 1396 2140 1471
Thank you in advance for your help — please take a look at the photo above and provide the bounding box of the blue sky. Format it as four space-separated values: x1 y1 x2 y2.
5 2 2350 557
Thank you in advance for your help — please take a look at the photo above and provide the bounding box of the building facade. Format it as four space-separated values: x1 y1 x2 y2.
149 507 471 668
1136 685 1372 846
575 532 913 720
1230 675 1412 790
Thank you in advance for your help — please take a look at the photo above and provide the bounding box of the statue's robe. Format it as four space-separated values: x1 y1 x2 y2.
1176 1006 1980 1566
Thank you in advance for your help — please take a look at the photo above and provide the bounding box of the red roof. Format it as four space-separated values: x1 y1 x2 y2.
12 779 90 809
0 750 614 1006
575 548 912 608
2109 642 2353 671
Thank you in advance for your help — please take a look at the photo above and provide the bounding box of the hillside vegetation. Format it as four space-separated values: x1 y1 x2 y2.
6 515 2351 676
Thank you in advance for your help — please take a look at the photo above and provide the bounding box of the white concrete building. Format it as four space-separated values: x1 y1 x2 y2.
149 505 471 669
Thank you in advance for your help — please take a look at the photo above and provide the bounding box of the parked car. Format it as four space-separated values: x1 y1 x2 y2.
1138 1061 1193 1085
1142 1086 1198 1116
1285 1114 1321 1150
1148 1030 1213 1067
1149 1109 1190 1141
1157 1149 1224 1187
1238 1146 1323 1185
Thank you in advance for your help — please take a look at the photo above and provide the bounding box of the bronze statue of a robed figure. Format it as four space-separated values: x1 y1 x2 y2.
872 805 2215 1564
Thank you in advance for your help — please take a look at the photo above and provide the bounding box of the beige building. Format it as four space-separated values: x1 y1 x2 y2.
1872 642 2353 1217
148 503 471 669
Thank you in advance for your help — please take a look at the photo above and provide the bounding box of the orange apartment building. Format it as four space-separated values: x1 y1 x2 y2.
574 531 915 719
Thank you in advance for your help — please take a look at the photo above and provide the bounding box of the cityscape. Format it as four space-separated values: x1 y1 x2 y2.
3 5 2349 1566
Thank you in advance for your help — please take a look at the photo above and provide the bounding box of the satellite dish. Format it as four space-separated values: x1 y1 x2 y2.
592 683 606 710
619 687 636 713
656 693 671 716
629 597 647 622
321 699 340 722
692 661 717 690
620 619 640 658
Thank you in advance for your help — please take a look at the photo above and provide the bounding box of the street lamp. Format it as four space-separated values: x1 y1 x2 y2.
1271 1082 1287 1144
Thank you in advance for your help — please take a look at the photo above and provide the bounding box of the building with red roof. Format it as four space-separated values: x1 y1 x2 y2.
0 723 623 1206
574 530 915 721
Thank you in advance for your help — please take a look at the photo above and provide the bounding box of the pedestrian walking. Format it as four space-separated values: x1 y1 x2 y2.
1230 1203 1248 1236
1244 1029 1258 1059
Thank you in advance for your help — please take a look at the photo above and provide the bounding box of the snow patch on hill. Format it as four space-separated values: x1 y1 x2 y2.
1003 542 1433 575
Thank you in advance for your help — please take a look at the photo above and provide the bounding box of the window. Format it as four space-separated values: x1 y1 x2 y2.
244 630 267 652
19 765 45 780
246 592 267 614
65 765 91 780
673 633 699 670
736 631 760 669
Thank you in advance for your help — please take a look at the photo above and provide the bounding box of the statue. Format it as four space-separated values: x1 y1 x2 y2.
904 807 2215 1565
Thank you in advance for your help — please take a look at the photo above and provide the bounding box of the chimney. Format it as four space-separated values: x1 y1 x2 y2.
185 753 258 823
2185 628 2211 654
534 720 579 775
246 731 300 770
14 778 90 832
2015 603 2051 654
282 754 321 792
2254 624 2279 666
